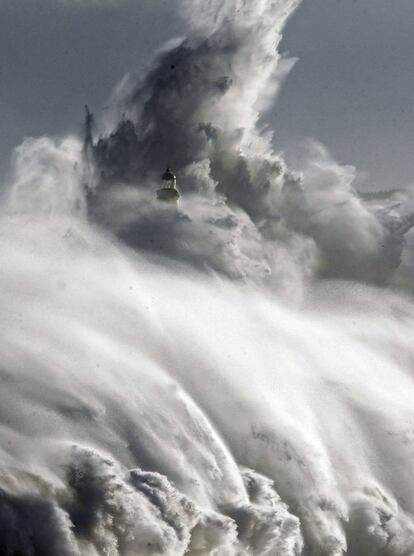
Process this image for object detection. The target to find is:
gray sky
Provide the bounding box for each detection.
[276,0,414,191]
[0,0,181,179]
[0,0,413,191]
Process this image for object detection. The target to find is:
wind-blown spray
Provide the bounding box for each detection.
[89,0,404,293]
[2,0,414,555]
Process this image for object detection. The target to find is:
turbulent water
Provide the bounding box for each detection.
[2,0,414,555]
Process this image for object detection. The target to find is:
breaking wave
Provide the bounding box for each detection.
[2,209,414,555]
[2,0,414,554]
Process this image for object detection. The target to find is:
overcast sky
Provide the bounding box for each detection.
[0,0,413,191]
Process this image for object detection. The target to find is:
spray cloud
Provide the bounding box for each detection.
[1,0,414,554]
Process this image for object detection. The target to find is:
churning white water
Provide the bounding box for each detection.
[1,205,414,555]
[2,0,414,553]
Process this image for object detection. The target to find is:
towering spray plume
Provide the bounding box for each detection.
[86,0,414,293]
[2,0,414,555]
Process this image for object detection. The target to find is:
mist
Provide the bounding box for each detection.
[1,0,414,555]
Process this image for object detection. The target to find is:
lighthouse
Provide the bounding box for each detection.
[156,167,180,205]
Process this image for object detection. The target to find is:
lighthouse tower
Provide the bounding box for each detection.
[156,167,180,205]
